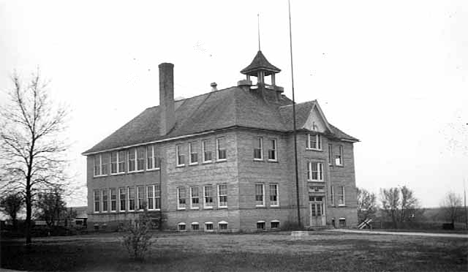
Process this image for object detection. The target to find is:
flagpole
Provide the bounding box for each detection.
[288,0,301,228]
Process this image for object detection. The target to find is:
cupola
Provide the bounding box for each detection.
[240,50,281,87]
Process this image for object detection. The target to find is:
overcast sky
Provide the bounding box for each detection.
[1,0,467,208]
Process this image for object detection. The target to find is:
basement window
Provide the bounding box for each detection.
[205,222,214,232]
[271,220,280,229]
[178,223,186,231]
[191,222,199,231]
[257,221,265,230]
[218,221,228,231]
[339,218,346,228]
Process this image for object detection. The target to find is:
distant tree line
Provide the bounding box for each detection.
[357,186,466,230]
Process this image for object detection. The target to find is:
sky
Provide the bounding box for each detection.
[0,0,467,208]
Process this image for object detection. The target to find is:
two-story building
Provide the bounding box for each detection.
[82,50,359,232]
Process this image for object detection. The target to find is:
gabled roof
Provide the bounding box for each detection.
[83,87,358,155]
[240,50,281,76]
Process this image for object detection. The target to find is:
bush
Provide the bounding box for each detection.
[121,213,154,260]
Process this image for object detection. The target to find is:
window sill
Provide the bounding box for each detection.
[189,162,199,166]
[190,207,200,210]
[146,168,161,172]
[177,208,186,211]
[306,148,323,152]
[128,170,145,174]
[338,204,346,207]
[253,158,263,162]
[267,159,278,163]
[216,159,227,163]
[270,205,280,208]
[255,205,266,208]
[176,164,186,168]
[111,172,126,176]
[203,207,213,210]
[93,174,108,178]
[218,206,228,209]
[202,160,213,164]
[308,180,325,182]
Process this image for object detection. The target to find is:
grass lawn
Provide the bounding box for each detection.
[1,231,467,272]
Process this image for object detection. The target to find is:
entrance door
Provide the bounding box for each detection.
[309,200,325,227]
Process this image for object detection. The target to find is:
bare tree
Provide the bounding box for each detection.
[380,186,422,228]
[357,187,377,222]
[0,70,68,244]
[380,187,400,228]
[0,193,24,230]
[440,191,462,225]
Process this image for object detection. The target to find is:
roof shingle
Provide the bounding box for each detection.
[83,86,357,155]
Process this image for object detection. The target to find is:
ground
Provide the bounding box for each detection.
[1,231,467,271]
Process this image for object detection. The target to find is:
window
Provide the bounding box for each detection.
[147,184,161,210]
[218,184,227,208]
[306,134,322,150]
[146,145,161,170]
[202,140,212,163]
[189,142,198,165]
[335,145,344,166]
[339,218,346,227]
[307,162,324,181]
[137,186,145,210]
[216,138,227,161]
[255,184,265,207]
[137,147,145,171]
[94,190,100,213]
[257,221,265,230]
[191,222,199,231]
[118,151,126,173]
[102,190,108,212]
[128,187,136,211]
[177,187,186,209]
[268,139,277,161]
[338,186,345,206]
[218,221,228,230]
[119,188,126,211]
[176,144,185,166]
[110,188,117,212]
[328,144,333,166]
[271,220,280,229]
[94,155,101,176]
[330,186,335,206]
[253,137,263,160]
[128,148,136,172]
[203,185,213,208]
[190,187,200,209]
[101,153,109,175]
[154,184,161,210]
[205,222,214,232]
[111,152,118,174]
[269,184,279,207]
[178,223,186,231]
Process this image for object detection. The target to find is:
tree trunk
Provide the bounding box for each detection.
[26,182,32,245]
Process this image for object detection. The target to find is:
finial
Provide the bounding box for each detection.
[257,13,261,51]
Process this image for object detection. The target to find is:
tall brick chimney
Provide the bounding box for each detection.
[159,63,175,135]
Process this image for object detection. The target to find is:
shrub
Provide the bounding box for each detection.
[121,212,154,260]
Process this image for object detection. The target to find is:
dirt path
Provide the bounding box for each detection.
[328,228,468,238]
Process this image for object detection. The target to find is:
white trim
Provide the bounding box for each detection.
[177,187,186,210]
[190,186,200,209]
[217,184,228,208]
[128,187,135,212]
[178,222,187,231]
[218,221,228,230]
[255,183,265,207]
[216,137,227,161]
[82,130,216,156]
[307,162,324,181]
[189,142,198,165]
[306,134,322,151]
[110,188,117,212]
[176,144,185,167]
[270,220,280,229]
[204,222,214,232]
[269,184,279,207]
[253,137,263,161]
[202,140,213,163]
[267,138,278,162]
[127,148,137,173]
[203,185,213,209]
